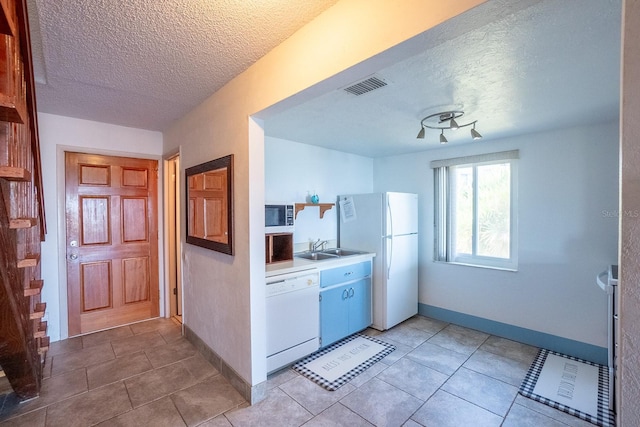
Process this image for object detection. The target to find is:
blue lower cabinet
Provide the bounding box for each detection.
[319,284,350,347]
[320,260,372,288]
[319,277,372,347]
[348,278,372,333]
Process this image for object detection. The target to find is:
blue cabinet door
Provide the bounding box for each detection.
[348,278,372,334]
[319,284,350,347]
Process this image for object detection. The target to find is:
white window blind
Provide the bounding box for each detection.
[432,150,518,270]
[430,150,519,169]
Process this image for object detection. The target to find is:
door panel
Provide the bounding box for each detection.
[81,261,111,311]
[66,152,159,336]
[204,198,223,240]
[188,169,228,243]
[122,197,147,241]
[122,168,147,187]
[80,196,110,244]
[123,257,149,303]
[80,164,110,185]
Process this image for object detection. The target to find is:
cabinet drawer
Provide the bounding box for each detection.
[320,260,371,288]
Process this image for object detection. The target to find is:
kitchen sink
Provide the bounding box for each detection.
[295,252,339,261]
[320,248,367,256]
[295,248,368,261]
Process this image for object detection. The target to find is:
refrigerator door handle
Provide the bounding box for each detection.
[386,235,393,280]
[387,198,393,280]
[387,198,393,237]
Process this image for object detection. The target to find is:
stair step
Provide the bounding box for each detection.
[9,217,37,229]
[0,0,17,37]
[34,321,47,339]
[24,280,43,297]
[38,337,50,355]
[0,166,31,181]
[29,302,46,320]
[17,253,39,269]
[0,92,28,124]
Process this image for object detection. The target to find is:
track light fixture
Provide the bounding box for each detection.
[416,110,482,144]
[439,130,447,144]
[470,123,482,140]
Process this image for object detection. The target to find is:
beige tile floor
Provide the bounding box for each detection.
[0,316,595,426]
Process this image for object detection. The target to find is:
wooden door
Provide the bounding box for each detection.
[65,152,159,336]
[188,169,228,243]
[167,156,181,318]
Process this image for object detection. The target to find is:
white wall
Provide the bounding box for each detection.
[38,113,163,341]
[163,0,484,389]
[373,121,619,347]
[619,0,640,422]
[264,136,373,249]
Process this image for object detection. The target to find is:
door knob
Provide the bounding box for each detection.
[69,253,78,260]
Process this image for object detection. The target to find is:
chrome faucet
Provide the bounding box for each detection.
[311,239,328,252]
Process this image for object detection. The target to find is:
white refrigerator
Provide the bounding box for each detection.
[338,192,418,330]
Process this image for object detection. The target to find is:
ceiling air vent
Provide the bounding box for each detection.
[343,75,387,96]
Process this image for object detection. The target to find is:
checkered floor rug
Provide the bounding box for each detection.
[293,334,395,391]
[519,349,615,427]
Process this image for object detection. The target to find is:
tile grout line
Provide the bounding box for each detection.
[403,329,478,425]
[0,320,183,425]
[431,333,514,422]
[3,317,577,426]
[385,328,530,425]
[90,326,193,425]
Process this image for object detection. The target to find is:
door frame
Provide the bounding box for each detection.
[163,150,183,322]
[56,145,166,339]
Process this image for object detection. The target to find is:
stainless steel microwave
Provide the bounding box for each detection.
[265,203,295,233]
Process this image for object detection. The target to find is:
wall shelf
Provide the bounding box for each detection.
[294,203,335,219]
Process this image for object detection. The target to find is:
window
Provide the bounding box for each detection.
[432,150,518,270]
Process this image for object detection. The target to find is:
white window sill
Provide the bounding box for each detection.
[433,260,518,272]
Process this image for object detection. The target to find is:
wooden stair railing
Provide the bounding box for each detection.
[0,0,47,401]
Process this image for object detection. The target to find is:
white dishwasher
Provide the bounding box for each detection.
[597,264,618,410]
[266,269,319,373]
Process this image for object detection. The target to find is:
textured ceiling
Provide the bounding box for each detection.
[27,0,340,131]
[265,0,622,157]
[27,0,621,156]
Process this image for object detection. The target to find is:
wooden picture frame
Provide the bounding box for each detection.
[185,154,234,255]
